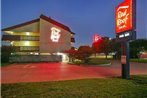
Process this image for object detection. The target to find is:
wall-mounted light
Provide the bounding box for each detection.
[26,32,30,36]
[25,41,30,46]
[10,41,14,45]
[30,52,33,54]
[6,31,13,34]
[34,53,39,55]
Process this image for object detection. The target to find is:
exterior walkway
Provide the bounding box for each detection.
[1,60,147,84]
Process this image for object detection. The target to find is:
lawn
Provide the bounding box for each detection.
[1,63,12,67]
[130,58,147,63]
[2,75,147,98]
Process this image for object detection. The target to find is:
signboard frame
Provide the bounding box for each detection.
[116,0,136,42]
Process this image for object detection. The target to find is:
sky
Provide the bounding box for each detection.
[1,0,147,48]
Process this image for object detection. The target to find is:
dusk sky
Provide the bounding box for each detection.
[1,0,147,47]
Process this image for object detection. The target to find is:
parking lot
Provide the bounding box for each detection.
[1,60,147,84]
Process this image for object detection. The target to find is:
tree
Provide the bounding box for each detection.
[130,39,147,58]
[112,42,121,59]
[65,47,77,62]
[92,36,103,56]
[99,39,113,59]
[1,46,15,62]
[76,46,93,63]
[92,42,101,57]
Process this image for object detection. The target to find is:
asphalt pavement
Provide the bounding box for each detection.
[1,60,147,84]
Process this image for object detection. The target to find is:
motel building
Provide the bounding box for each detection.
[2,14,75,62]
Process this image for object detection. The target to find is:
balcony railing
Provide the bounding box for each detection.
[2,35,39,41]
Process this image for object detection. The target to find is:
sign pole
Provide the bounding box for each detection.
[121,41,130,79]
[116,0,136,79]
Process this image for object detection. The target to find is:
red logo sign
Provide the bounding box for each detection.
[93,34,102,43]
[116,0,133,33]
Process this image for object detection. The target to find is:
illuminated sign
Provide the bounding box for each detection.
[93,34,102,43]
[116,0,133,33]
[50,27,61,42]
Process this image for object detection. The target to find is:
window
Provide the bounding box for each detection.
[20,46,39,51]
[21,36,39,41]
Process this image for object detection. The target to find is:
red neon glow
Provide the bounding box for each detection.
[93,34,102,43]
[116,0,133,33]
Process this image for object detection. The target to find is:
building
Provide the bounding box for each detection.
[2,14,75,62]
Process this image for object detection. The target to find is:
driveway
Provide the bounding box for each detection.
[1,60,147,84]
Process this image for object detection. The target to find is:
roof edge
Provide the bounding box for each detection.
[40,14,72,33]
[2,14,75,35]
[2,19,40,31]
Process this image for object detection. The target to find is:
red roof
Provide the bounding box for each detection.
[2,14,75,34]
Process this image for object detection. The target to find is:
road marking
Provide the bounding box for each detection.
[23,64,30,68]
[29,66,36,68]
